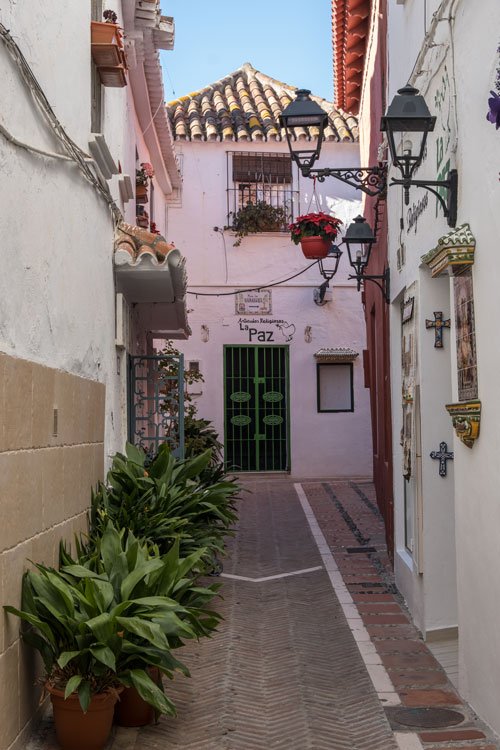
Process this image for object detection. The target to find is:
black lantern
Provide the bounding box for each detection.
[381,84,458,226]
[279,89,329,173]
[318,243,343,280]
[314,244,343,305]
[343,216,389,302]
[280,90,386,195]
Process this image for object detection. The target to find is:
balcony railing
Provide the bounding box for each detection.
[227,185,299,231]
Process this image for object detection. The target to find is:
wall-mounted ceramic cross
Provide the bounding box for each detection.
[430,441,454,477]
[425,311,451,348]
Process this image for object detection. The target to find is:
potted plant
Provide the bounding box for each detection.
[4,522,212,746]
[61,522,221,728]
[228,200,290,246]
[91,11,126,87]
[289,211,343,259]
[88,443,238,568]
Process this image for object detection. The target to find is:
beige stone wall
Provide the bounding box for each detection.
[0,352,106,750]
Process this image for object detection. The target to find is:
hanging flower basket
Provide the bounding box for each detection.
[289,212,343,259]
[299,236,332,259]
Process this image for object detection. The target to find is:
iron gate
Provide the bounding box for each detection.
[128,354,184,458]
[224,345,289,472]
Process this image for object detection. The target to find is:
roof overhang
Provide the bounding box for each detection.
[122,0,181,192]
[332,0,371,115]
[114,223,190,337]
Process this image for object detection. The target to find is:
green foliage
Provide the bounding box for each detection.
[229,201,290,246]
[89,443,239,568]
[4,523,220,715]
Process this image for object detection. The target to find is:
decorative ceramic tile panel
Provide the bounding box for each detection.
[453,269,478,401]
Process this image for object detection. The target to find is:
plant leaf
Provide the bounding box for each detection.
[89,645,116,671]
[127,669,176,716]
[58,650,82,669]
[115,616,168,650]
[64,675,83,699]
[78,680,92,713]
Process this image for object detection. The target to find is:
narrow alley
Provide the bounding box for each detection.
[31,478,498,750]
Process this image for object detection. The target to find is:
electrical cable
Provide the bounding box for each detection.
[0,23,122,224]
[186,261,319,297]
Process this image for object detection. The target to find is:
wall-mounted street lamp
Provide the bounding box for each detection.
[343,216,390,303]
[314,244,343,305]
[279,90,386,196]
[281,85,458,232]
[381,85,458,227]
[310,218,389,303]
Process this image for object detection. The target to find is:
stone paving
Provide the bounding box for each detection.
[28,477,500,750]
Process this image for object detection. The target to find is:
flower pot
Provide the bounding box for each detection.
[136,184,148,203]
[114,686,154,726]
[91,21,122,47]
[114,667,160,727]
[91,43,122,68]
[48,685,120,750]
[98,65,127,88]
[299,236,332,259]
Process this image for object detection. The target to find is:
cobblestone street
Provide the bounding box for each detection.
[30,478,499,750]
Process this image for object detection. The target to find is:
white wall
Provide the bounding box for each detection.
[0,0,127,458]
[450,0,500,730]
[166,139,373,477]
[387,0,500,734]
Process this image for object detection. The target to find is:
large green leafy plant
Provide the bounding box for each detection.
[4,523,220,714]
[89,443,238,567]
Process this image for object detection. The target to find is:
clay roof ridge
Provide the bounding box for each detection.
[167,62,358,142]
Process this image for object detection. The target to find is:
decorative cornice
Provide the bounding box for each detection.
[421,223,476,278]
[445,400,481,449]
[314,348,359,363]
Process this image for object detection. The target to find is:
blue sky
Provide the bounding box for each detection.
[159,1,333,103]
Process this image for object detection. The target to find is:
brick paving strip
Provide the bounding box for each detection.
[27,478,500,750]
[300,480,500,750]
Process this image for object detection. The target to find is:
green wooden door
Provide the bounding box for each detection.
[224,345,289,472]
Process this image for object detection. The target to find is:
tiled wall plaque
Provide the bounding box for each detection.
[235,290,272,315]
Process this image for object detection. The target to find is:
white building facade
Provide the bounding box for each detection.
[166,65,373,478]
[0,2,187,747]
[386,0,500,733]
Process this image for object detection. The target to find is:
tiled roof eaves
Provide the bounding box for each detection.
[167,62,358,143]
[332,0,371,115]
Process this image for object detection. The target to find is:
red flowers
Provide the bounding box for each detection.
[289,212,342,245]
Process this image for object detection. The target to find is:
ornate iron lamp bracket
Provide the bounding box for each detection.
[348,267,390,303]
[304,165,388,197]
[390,169,458,227]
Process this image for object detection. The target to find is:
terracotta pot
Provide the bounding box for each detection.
[91,21,121,46]
[114,687,154,727]
[114,668,159,727]
[299,236,332,259]
[48,685,120,750]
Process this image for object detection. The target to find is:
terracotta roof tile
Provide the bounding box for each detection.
[167,62,358,143]
[332,0,371,115]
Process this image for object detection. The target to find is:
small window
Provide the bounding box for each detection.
[317,363,354,412]
[227,151,298,224]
